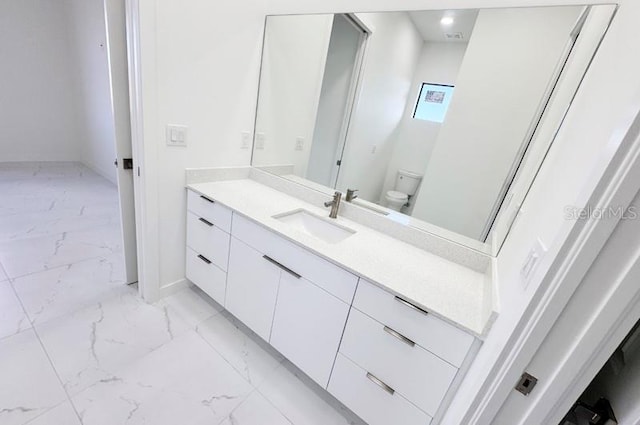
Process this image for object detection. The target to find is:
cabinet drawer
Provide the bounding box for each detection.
[185,247,226,306]
[328,354,432,425]
[353,279,474,368]
[232,214,357,303]
[340,308,457,416]
[186,211,230,271]
[187,190,232,234]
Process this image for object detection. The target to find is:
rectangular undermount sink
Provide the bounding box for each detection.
[273,209,356,244]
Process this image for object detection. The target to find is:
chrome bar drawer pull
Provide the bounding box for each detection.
[198,217,214,227]
[197,254,212,264]
[200,195,215,203]
[383,326,416,347]
[366,372,395,395]
[262,255,302,279]
[394,296,429,316]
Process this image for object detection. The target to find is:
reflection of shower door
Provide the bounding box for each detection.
[306,14,369,188]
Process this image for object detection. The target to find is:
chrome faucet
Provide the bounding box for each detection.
[346,188,359,202]
[324,191,343,219]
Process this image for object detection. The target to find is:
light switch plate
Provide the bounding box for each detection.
[295,137,304,151]
[166,125,188,147]
[521,238,548,288]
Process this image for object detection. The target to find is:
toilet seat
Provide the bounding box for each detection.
[386,190,408,202]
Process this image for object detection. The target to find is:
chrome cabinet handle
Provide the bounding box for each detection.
[394,296,429,316]
[200,195,215,203]
[262,255,301,279]
[366,372,395,395]
[198,217,214,227]
[383,326,415,347]
[197,254,212,264]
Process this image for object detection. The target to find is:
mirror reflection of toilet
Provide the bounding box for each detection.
[385,169,423,211]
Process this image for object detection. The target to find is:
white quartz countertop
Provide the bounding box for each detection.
[188,179,495,338]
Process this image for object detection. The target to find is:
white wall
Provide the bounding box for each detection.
[412,7,582,240]
[336,11,424,200]
[0,0,83,162]
[134,2,640,425]
[380,41,469,211]
[253,14,333,176]
[307,15,362,187]
[67,0,119,183]
[0,0,119,184]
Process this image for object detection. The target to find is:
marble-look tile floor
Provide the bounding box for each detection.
[0,163,364,425]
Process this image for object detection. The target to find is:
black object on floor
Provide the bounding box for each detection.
[560,398,617,425]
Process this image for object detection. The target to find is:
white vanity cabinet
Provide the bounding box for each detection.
[226,213,358,387]
[184,189,480,425]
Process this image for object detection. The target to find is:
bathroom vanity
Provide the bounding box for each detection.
[184,171,496,425]
[179,5,614,423]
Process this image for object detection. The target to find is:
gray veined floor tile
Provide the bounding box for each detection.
[220,391,293,425]
[71,331,253,425]
[196,311,285,387]
[0,207,120,243]
[36,286,190,396]
[0,329,67,425]
[0,224,122,279]
[258,361,366,425]
[12,254,127,326]
[0,281,31,340]
[24,401,82,425]
[0,261,9,282]
[154,285,224,330]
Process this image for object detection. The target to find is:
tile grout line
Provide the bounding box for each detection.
[5,276,85,424]
[9,257,130,332]
[6,253,115,282]
[193,313,286,389]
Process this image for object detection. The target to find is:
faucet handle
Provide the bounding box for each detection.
[346,188,358,202]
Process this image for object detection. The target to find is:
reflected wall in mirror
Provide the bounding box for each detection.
[252,6,612,250]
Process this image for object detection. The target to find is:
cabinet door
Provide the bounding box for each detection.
[270,273,350,388]
[225,237,281,341]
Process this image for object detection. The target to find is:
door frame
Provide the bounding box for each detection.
[331,13,372,189]
[512,112,640,425]
[479,6,590,243]
[124,0,160,301]
[466,109,640,424]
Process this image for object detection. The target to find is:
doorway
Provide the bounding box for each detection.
[306,14,369,188]
[0,0,137,330]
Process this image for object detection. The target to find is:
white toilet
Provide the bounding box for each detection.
[384,169,423,211]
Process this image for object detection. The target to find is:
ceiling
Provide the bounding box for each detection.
[408,10,479,43]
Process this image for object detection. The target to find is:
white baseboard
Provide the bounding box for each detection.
[80,159,118,185]
[158,278,193,299]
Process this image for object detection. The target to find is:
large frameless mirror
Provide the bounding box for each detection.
[251,5,615,254]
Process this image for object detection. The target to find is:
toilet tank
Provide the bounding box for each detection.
[395,169,423,196]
